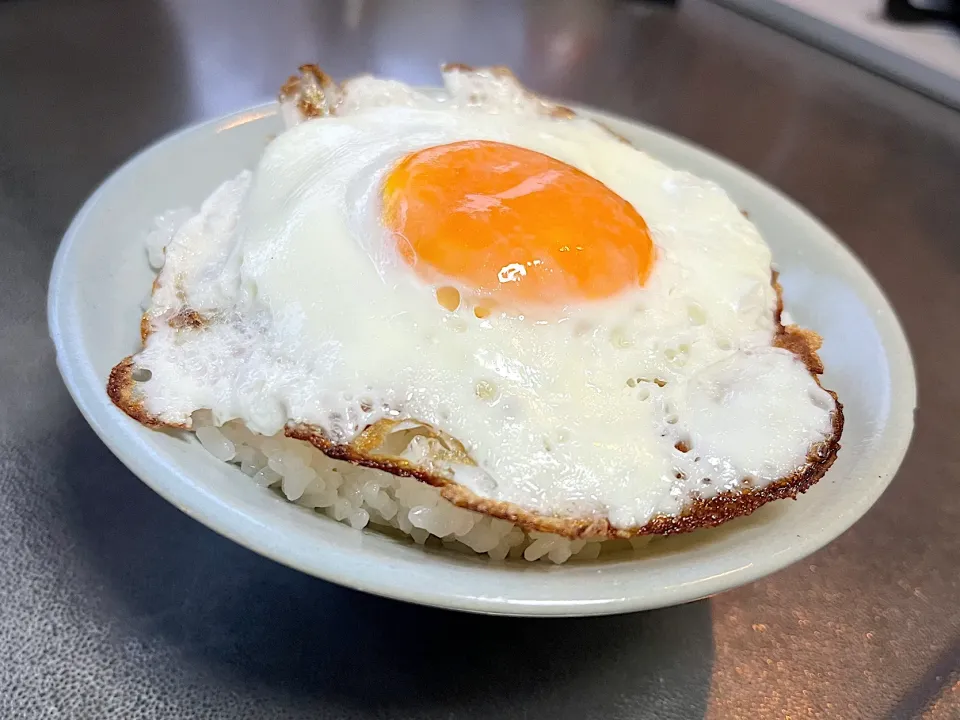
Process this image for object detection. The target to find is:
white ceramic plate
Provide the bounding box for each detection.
[48,101,916,617]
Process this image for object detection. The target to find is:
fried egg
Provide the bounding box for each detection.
[115,65,839,532]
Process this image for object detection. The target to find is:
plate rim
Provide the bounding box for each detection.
[48,100,917,616]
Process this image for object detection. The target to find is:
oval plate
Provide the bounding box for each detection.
[48,101,915,616]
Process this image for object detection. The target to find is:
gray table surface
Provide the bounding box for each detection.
[1,1,958,718]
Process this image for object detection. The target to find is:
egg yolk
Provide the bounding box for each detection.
[382,140,654,308]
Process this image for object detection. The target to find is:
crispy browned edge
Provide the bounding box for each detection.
[279,64,340,120]
[280,62,580,122]
[107,64,844,539]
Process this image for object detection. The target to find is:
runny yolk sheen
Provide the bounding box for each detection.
[381,140,654,309]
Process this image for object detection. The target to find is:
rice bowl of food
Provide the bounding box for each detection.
[49,64,915,614]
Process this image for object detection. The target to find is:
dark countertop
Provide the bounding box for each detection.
[1,1,957,717]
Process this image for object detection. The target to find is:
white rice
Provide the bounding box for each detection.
[192,411,652,563]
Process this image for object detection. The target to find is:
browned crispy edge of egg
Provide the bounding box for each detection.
[279,63,580,123]
[107,65,844,540]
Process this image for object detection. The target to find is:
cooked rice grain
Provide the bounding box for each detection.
[193,411,650,563]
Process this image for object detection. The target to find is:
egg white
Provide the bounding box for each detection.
[136,76,834,528]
